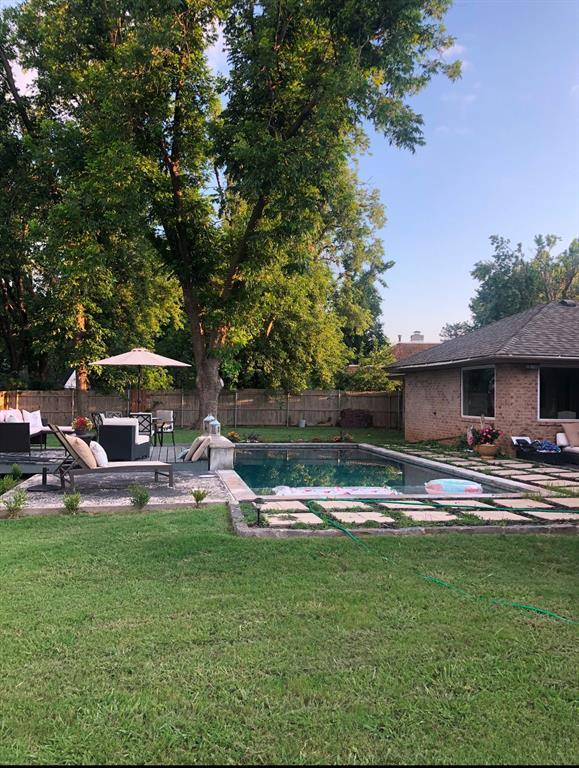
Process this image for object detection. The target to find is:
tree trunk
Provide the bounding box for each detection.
[195,356,223,427]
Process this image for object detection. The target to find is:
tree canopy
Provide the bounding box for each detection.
[441,234,579,338]
[1,1,459,417]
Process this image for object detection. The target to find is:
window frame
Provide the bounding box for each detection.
[461,365,496,419]
[537,365,579,422]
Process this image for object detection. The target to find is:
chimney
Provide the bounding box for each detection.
[411,330,424,342]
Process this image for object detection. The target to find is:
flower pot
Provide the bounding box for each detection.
[476,444,497,459]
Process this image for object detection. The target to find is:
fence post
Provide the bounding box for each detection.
[337,390,341,427]
[180,388,184,428]
[234,390,238,428]
[286,392,290,427]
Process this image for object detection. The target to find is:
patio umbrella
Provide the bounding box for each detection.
[91,348,191,410]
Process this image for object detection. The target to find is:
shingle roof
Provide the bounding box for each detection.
[390,342,440,362]
[391,300,579,371]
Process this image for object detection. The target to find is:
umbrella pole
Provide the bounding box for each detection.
[137,366,142,411]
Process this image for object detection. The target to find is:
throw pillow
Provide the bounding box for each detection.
[66,435,98,468]
[22,409,43,433]
[89,441,109,467]
[562,422,579,447]
[6,408,23,423]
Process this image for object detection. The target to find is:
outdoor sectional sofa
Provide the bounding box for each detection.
[0,408,72,453]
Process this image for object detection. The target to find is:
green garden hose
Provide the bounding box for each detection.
[305,500,579,626]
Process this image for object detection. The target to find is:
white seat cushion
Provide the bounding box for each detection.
[563,446,579,455]
[135,435,150,445]
[556,432,569,447]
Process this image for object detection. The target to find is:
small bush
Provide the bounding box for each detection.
[128,484,150,510]
[3,489,28,518]
[191,488,209,507]
[332,432,354,443]
[0,476,17,495]
[11,464,22,481]
[242,431,262,443]
[63,492,82,515]
[226,431,241,443]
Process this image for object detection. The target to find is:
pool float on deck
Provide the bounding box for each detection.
[424,478,483,495]
[272,485,401,497]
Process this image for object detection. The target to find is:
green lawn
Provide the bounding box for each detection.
[46,425,403,450]
[1,507,577,764]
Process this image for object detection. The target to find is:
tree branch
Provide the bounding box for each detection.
[0,44,34,134]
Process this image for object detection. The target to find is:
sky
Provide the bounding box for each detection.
[356,0,579,342]
[4,0,578,343]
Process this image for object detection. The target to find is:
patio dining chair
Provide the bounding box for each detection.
[153,409,175,449]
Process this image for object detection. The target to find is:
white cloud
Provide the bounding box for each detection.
[441,43,466,60]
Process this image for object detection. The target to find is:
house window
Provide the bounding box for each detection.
[539,367,579,419]
[462,367,495,418]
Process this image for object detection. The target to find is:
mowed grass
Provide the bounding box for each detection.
[0,508,577,765]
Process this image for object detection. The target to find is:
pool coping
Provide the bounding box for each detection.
[226,442,543,501]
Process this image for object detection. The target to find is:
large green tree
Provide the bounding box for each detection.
[4,0,458,420]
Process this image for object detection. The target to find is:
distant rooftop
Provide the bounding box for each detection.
[391,300,579,371]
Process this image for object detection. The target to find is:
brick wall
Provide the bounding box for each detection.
[404,363,563,449]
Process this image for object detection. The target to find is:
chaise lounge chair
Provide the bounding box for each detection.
[49,424,174,490]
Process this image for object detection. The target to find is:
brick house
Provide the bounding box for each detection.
[390,300,579,447]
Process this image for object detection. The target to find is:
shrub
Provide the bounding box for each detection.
[242,431,262,443]
[0,476,17,495]
[226,431,241,443]
[63,492,82,515]
[128,484,150,510]
[332,432,354,442]
[11,464,22,481]
[191,488,209,507]
[3,489,28,518]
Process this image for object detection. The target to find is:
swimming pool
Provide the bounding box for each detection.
[234,446,508,495]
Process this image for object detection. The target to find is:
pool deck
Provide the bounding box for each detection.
[1,441,579,523]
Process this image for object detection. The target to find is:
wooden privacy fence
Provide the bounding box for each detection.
[0,388,403,430]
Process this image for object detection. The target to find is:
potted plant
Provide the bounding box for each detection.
[72,415,93,435]
[467,422,502,459]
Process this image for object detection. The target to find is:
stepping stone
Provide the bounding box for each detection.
[265,513,323,527]
[545,497,579,509]
[508,473,553,481]
[523,511,579,522]
[260,500,309,512]
[465,509,528,522]
[441,499,495,509]
[491,498,553,509]
[378,502,435,510]
[486,469,523,477]
[332,511,394,524]
[534,479,579,488]
[536,468,575,475]
[315,501,372,511]
[400,509,457,522]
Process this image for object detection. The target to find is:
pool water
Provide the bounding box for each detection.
[234,447,506,495]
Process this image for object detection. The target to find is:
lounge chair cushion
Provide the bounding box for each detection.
[562,423,579,447]
[89,440,109,467]
[67,435,98,468]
